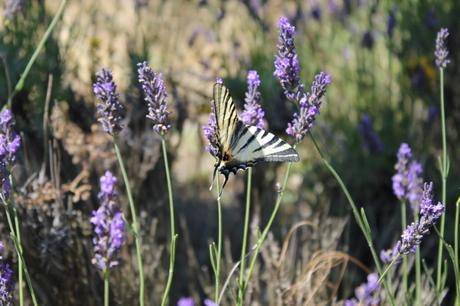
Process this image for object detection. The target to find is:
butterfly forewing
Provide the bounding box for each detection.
[213,83,239,152]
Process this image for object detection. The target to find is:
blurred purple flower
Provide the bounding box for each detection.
[241,70,265,128]
[0,241,14,306]
[177,297,194,306]
[203,103,219,157]
[91,171,126,271]
[435,28,450,69]
[358,114,383,153]
[427,104,438,125]
[0,109,21,198]
[134,0,148,9]
[3,0,23,19]
[386,7,397,38]
[286,72,331,142]
[344,273,380,306]
[380,241,400,264]
[93,69,126,134]
[396,182,444,255]
[204,299,218,306]
[138,62,172,135]
[274,16,300,101]
[392,143,423,211]
[361,30,374,49]
[424,9,438,29]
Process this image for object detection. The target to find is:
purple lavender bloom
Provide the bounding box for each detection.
[3,0,23,19]
[177,297,194,306]
[397,182,444,255]
[387,7,397,38]
[274,16,301,101]
[358,114,383,153]
[344,273,380,306]
[361,30,374,49]
[204,299,218,306]
[91,171,126,271]
[241,70,265,128]
[286,72,331,142]
[138,62,171,135]
[93,69,126,134]
[380,241,401,264]
[0,109,21,198]
[392,143,423,210]
[424,9,438,29]
[435,28,450,69]
[203,104,219,157]
[0,242,14,306]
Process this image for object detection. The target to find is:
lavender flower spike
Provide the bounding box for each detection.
[0,109,21,198]
[203,104,219,158]
[286,72,331,142]
[344,273,380,306]
[392,143,423,211]
[91,171,126,271]
[397,182,444,255]
[435,28,450,69]
[93,69,126,134]
[138,62,171,135]
[241,70,265,128]
[0,242,14,306]
[274,16,300,101]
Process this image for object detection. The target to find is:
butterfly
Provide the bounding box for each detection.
[210,82,299,195]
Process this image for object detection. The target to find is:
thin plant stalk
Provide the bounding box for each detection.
[436,68,448,292]
[415,212,421,305]
[160,138,177,306]
[455,197,460,304]
[8,0,68,107]
[308,133,396,306]
[214,178,222,302]
[245,161,293,289]
[1,198,38,306]
[237,167,253,305]
[14,207,24,306]
[113,137,144,306]
[104,269,109,306]
[401,201,408,295]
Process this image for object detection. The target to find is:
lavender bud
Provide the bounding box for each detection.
[137,62,171,135]
[435,28,450,69]
[93,69,126,134]
[241,70,265,128]
[0,109,21,198]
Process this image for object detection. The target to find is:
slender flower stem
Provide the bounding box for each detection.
[8,0,68,106]
[1,199,38,306]
[436,68,447,292]
[113,137,144,306]
[14,207,24,306]
[237,168,253,305]
[104,269,110,306]
[160,138,177,306]
[214,179,222,302]
[308,133,396,306]
[415,212,421,305]
[401,201,408,295]
[455,197,460,304]
[245,161,293,290]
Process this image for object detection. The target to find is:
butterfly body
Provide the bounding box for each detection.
[210,83,299,193]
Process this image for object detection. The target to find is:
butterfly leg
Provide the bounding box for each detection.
[209,161,220,191]
[218,170,230,199]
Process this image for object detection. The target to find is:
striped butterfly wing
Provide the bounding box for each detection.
[213,83,239,153]
[226,123,299,170]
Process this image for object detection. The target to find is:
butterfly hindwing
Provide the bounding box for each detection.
[227,124,299,169]
[213,83,239,153]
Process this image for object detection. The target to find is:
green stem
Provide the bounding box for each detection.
[8,0,68,106]
[160,138,177,306]
[401,201,408,296]
[415,212,421,305]
[1,200,38,306]
[237,168,253,305]
[113,137,144,306]
[104,269,110,306]
[436,68,447,292]
[14,207,24,306]
[245,161,293,289]
[214,179,222,302]
[308,133,396,306]
[455,197,460,303]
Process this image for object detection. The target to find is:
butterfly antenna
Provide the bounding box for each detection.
[209,162,219,191]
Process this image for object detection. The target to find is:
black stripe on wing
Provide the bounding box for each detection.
[213,83,239,151]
